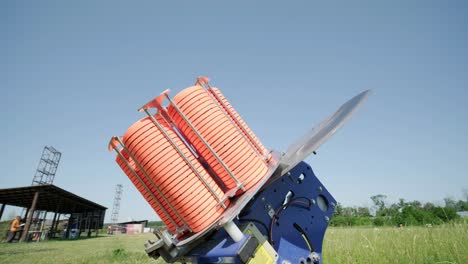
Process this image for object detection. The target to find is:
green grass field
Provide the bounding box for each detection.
[1,222,466,263]
[323,222,467,264]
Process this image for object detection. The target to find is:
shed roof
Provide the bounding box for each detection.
[0,184,107,214]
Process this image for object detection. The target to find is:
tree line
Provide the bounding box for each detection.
[330,193,468,227]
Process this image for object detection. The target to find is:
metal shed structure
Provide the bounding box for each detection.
[0,184,106,242]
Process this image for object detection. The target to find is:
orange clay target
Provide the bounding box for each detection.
[113,82,270,235]
[211,88,267,156]
[115,116,228,233]
[168,85,269,192]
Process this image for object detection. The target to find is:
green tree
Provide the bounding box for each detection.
[373,217,385,226]
[334,203,343,216]
[397,198,406,209]
[430,206,459,222]
[357,207,371,217]
[423,202,436,211]
[409,200,422,208]
[444,197,456,208]
[371,194,387,214]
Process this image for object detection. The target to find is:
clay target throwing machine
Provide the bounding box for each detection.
[108,77,370,264]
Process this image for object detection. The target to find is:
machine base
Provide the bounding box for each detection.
[146,161,335,264]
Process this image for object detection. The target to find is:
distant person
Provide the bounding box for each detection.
[6,216,22,243]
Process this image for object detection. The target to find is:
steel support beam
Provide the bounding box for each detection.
[0,203,5,220]
[20,191,40,242]
[50,211,58,238]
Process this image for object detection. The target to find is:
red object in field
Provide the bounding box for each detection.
[168,85,269,193]
[115,116,228,233]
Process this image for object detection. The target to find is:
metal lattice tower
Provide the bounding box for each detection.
[32,146,61,185]
[111,184,123,224]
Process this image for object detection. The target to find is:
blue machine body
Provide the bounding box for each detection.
[185,161,336,263]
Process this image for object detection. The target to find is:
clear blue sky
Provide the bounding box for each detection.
[1,1,467,222]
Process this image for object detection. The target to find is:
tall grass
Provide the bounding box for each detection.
[0,232,164,264]
[0,221,466,263]
[323,221,468,264]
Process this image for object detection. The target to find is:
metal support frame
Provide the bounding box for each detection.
[196,77,268,161]
[32,146,61,185]
[164,93,245,192]
[75,213,82,238]
[139,106,228,208]
[109,137,190,235]
[160,162,334,264]
[78,214,82,237]
[20,191,40,242]
[86,212,92,237]
[237,162,335,264]
[23,208,29,221]
[206,88,267,160]
[54,214,61,234]
[110,184,123,224]
[28,146,62,236]
[65,215,72,239]
[0,203,5,220]
[95,216,99,237]
[48,202,61,239]
[144,150,279,254]
[50,211,58,238]
[116,137,190,231]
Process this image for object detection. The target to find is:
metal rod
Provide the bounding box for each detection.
[114,137,191,232]
[143,110,227,208]
[195,77,266,158]
[112,139,183,231]
[113,149,187,235]
[223,220,244,242]
[165,94,245,191]
[203,86,267,161]
[139,93,200,159]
